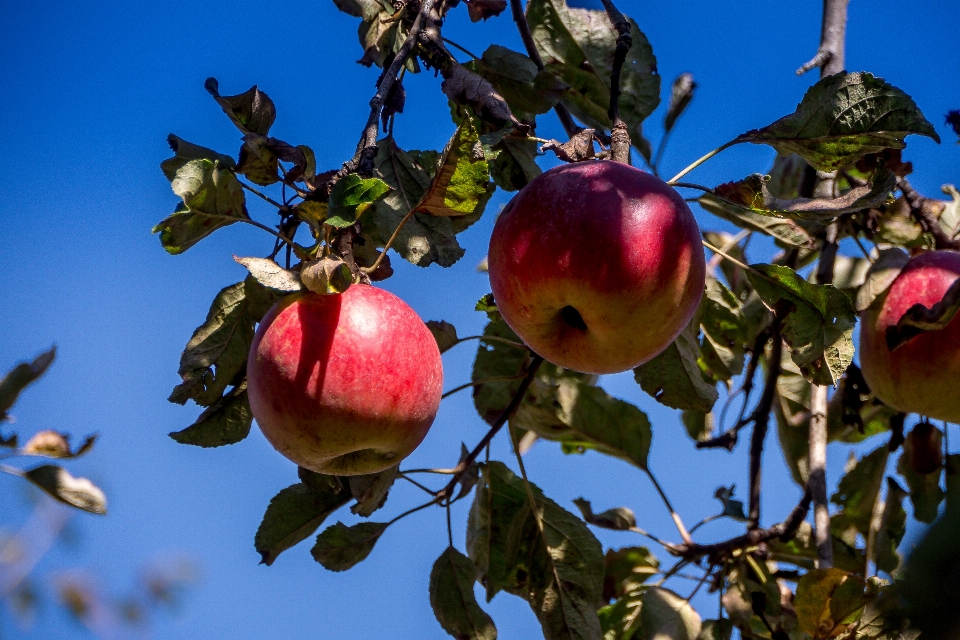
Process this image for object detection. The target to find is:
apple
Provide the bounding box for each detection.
[487,161,706,374]
[859,250,960,423]
[907,422,943,475]
[247,284,443,476]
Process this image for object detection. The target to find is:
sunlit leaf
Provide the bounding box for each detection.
[415,117,494,219]
[234,256,303,292]
[160,134,236,182]
[328,174,391,228]
[25,465,106,514]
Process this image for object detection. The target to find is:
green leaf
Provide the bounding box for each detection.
[710,163,896,221]
[489,134,542,191]
[467,462,603,640]
[573,498,636,531]
[311,521,389,571]
[634,320,719,412]
[160,134,236,182]
[885,278,960,351]
[205,78,276,136]
[24,465,106,514]
[640,587,702,640]
[746,264,857,385]
[738,72,940,172]
[472,320,530,425]
[168,277,280,407]
[681,410,713,443]
[471,45,567,117]
[328,174,391,228]
[427,320,459,354]
[348,465,398,517]
[527,0,659,151]
[154,158,249,255]
[372,139,467,267]
[597,590,641,639]
[254,477,351,566]
[415,117,494,219]
[602,547,659,603]
[795,569,868,639]
[0,347,55,422]
[699,278,746,382]
[872,477,908,576]
[429,546,498,640]
[856,583,918,639]
[698,194,817,249]
[697,619,733,640]
[514,374,652,470]
[169,383,253,447]
[830,444,889,536]
[896,428,944,523]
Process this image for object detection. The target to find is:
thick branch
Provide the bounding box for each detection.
[796,0,848,76]
[435,354,544,502]
[342,0,439,178]
[599,0,632,163]
[508,0,579,138]
[748,321,783,530]
[899,177,960,250]
[673,490,812,562]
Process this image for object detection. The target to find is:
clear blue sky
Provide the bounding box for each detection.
[1,0,958,637]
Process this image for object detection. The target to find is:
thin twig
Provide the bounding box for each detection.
[453,335,529,350]
[237,179,286,209]
[599,0,632,163]
[201,213,301,253]
[669,140,740,184]
[748,319,783,530]
[398,472,437,495]
[646,469,692,545]
[441,374,527,400]
[796,0,849,76]
[441,37,480,61]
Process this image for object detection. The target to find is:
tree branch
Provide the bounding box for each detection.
[599,0,632,163]
[435,354,544,502]
[672,490,812,562]
[508,0,580,138]
[796,0,848,76]
[899,176,960,250]
[748,321,783,530]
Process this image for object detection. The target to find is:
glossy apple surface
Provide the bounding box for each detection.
[860,250,960,422]
[487,161,706,374]
[247,284,442,475]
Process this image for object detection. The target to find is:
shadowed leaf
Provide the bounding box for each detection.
[312,521,389,571]
[160,134,235,182]
[25,465,106,514]
[348,465,398,517]
[602,547,659,602]
[427,320,459,354]
[830,444,889,536]
[855,248,910,312]
[429,546,498,640]
[0,347,56,422]
[794,569,868,639]
[896,427,944,523]
[169,383,253,447]
[573,498,636,531]
[698,194,816,249]
[205,78,276,136]
[635,321,719,411]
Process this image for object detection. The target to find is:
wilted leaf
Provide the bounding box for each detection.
[300,256,354,294]
[0,347,56,422]
[698,194,816,249]
[25,465,106,514]
[234,256,303,292]
[466,461,604,640]
[205,77,276,136]
[332,0,410,68]
[634,320,719,411]
[328,174,391,228]
[427,320,459,353]
[665,73,696,133]
[415,117,494,219]
[443,64,519,127]
[710,163,896,221]
[573,497,636,531]
[155,159,249,254]
[527,0,659,151]
[465,0,507,21]
[160,134,236,182]
[255,477,350,565]
[311,521,389,571]
[541,129,596,163]
[738,72,940,172]
[22,430,96,459]
[794,568,868,639]
[169,383,253,447]
[348,465,398,517]
[885,278,960,351]
[855,248,910,312]
[236,134,280,186]
[168,277,279,407]
[515,373,652,470]
[830,444,889,535]
[430,546,498,640]
[746,264,856,385]
[372,139,467,267]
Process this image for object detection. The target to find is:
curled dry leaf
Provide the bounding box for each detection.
[301,257,354,294]
[541,129,597,163]
[665,72,696,132]
[573,497,637,530]
[465,0,507,21]
[441,64,523,129]
[234,256,303,292]
[22,431,96,459]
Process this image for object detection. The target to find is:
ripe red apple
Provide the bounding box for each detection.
[487,161,706,374]
[860,250,960,423]
[247,284,443,476]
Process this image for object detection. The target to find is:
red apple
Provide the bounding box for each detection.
[247,284,442,475]
[487,161,706,374]
[860,250,960,423]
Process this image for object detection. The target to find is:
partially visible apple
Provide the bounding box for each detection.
[247,284,443,476]
[487,161,706,374]
[860,250,960,423]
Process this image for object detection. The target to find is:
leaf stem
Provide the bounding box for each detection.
[203,214,301,254]
[668,182,713,193]
[397,472,437,495]
[668,139,740,184]
[441,37,480,61]
[645,469,692,545]
[441,375,528,400]
[387,498,438,526]
[453,335,529,351]
[237,179,286,209]
[362,209,415,274]
[0,463,24,477]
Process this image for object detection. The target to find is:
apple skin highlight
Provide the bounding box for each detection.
[488,161,706,374]
[860,250,960,423]
[247,285,443,476]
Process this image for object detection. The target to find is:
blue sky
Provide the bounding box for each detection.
[1,0,959,637]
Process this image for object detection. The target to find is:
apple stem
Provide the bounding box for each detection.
[668,139,740,184]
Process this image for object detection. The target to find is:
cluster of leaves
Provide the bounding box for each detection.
[151,0,960,637]
[0,349,105,515]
